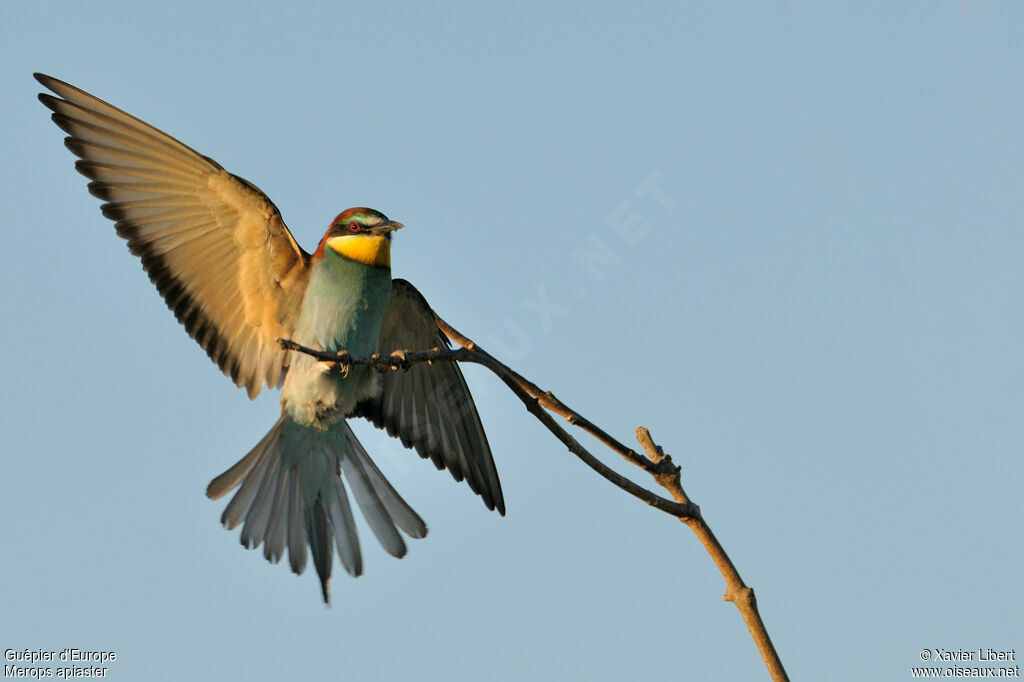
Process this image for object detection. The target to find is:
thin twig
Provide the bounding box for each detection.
[278,330,789,682]
[434,319,671,477]
[636,427,788,682]
[277,340,696,518]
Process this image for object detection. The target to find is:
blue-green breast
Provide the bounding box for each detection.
[281,254,393,428]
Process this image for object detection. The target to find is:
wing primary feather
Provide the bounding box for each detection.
[356,279,505,514]
[427,381,465,483]
[36,73,310,399]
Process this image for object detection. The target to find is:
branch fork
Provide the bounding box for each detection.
[277,323,788,682]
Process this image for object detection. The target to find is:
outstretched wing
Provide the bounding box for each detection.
[354,279,505,515]
[36,74,310,398]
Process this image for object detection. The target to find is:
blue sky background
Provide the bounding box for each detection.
[2,2,1022,680]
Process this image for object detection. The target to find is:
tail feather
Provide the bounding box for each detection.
[328,477,362,576]
[263,467,291,563]
[207,426,274,501]
[340,452,406,558]
[350,437,428,540]
[206,415,427,602]
[306,499,333,602]
[216,439,275,530]
[287,470,308,576]
[240,461,281,549]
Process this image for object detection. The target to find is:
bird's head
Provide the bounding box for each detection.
[313,207,404,267]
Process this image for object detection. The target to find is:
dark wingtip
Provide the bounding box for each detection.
[34,73,66,94]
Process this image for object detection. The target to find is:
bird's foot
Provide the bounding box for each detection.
[388,350,410,371]
[335,350,352,377]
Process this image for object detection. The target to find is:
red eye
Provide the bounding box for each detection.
[348,222,360,232]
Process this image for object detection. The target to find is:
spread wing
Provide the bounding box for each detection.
[36,73,310,398]
[355,280,505,515]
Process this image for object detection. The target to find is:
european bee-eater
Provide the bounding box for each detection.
[35,73,504,602]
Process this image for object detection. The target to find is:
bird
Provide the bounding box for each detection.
[35,73,505,602]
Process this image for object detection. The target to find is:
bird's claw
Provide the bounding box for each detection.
[388,350,410,371]
[335,350,351,377]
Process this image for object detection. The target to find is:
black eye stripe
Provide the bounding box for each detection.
[330,214,387,236]
[332,223,359,236]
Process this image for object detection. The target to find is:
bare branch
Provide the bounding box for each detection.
[278,331,789,682]
[277,339,696,518]
[636,428,788,682]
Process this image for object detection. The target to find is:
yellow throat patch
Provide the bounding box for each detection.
[326,234,391,268]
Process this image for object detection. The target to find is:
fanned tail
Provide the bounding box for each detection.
[206,415,428,602]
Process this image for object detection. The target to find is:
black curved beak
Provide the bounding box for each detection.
[370,220,404,236]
